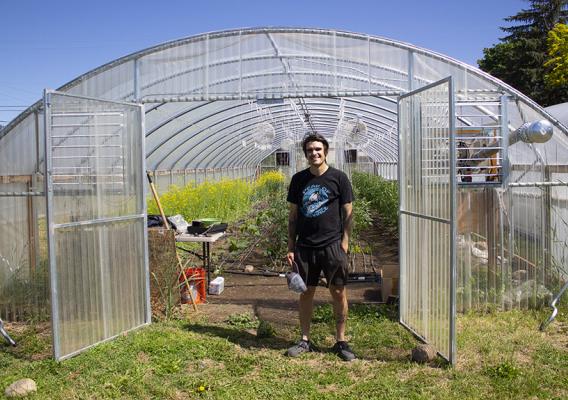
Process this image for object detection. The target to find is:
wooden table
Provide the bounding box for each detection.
[175,232,225,294]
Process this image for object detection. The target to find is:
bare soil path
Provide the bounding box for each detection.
[191,216,399,332]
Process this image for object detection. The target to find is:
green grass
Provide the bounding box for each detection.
[1,304,567,399]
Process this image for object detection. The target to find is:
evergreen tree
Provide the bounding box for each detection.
[478,0,568,106]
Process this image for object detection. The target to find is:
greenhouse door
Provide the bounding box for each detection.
[44,91,150,360]
[398,77,457,364]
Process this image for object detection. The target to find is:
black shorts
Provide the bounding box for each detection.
[295,241,349,287]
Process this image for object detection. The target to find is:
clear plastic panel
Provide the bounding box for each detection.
[66,61,135,102]
[48,93,144,225]
[0,108,47,321]
[53,219,146,358]
[5,28,568,176]
[46,92,148,360]
[399,79,454,362]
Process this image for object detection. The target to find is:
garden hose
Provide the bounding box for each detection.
[539,280,568,331]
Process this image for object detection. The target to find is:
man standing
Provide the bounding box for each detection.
[286,133,355,361]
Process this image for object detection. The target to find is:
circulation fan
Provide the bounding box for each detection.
[338,116,369,148]
[251,122,275,151]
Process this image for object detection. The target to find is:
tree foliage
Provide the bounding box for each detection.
[544,23,568,88]
[478,0,568,106]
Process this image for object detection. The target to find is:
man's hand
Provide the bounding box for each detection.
[287,251,295,267]
[340,239,349,254]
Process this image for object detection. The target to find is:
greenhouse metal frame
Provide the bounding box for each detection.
[1,27,567,362]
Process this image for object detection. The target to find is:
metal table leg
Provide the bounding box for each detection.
[206,243,211,294]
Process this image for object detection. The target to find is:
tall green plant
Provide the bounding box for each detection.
[254,187,289,269]
[352,171,399,229]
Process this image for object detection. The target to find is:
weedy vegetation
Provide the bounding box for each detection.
[1,304,567,399]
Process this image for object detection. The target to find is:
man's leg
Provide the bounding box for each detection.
[286,285,317,357]
[329,284,356,361]
[299,286,317,341]
[329,285,348,341]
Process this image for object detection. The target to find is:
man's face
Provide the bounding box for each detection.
[305,140,327,167]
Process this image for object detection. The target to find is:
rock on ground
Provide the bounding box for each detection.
[4,378,37,398]
[412,344,436,363]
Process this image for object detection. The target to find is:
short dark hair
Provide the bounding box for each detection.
[302,133,329,156]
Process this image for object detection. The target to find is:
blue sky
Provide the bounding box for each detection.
[0,0,525,124]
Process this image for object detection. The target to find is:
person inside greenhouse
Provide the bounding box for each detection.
[285,132,355,361]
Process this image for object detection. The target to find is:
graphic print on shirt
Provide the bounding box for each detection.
[301,184,330,218]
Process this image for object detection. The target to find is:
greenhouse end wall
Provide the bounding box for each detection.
[0,109,49,321]
[2,28,568,326]
[457,185,568,313]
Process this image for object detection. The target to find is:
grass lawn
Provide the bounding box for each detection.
[1,304,567,399]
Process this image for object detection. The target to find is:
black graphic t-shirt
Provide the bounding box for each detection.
[287,166,354,248]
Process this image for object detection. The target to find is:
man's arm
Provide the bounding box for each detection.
[341,202,353,253]
[287,203,298,266]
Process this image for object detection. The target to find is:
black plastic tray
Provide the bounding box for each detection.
[186,223,227,236]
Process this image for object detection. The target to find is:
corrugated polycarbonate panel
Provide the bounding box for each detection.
[399,78,456,363]
[494,165,568,310]
[0,194,36,319]
[53,219,146,358]
[64,60,136,102]
[0,113,41,175]
[0,108,47,321]
[551,174,568,283]
[456,188,512,312]
[507,185,547,309]
[45,91,149,360]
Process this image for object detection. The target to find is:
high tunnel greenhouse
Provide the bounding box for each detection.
[1,27,568,363]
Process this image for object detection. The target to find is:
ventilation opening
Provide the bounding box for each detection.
[344,149,357,163]
[276,151,290,166]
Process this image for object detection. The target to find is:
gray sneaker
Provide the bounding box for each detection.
[286,340,314,357]
[332,341,356,361]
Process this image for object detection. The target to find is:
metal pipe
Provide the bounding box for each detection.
[0,318,16,346]
[0,191,43,197]
[468,120,553,164]
[508,181,568,187]
[140,90,404,103]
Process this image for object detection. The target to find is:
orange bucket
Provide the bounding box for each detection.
[179,267,206,304]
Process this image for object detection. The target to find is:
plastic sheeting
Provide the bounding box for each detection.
[45,92,149,360]
[4,28,566,175]
[399,79,456,364]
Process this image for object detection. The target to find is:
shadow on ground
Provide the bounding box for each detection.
[183,321,293,352]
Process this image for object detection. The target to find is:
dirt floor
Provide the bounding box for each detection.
[188,217,400,330]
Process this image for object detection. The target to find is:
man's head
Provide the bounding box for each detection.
[302,133,329,167]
